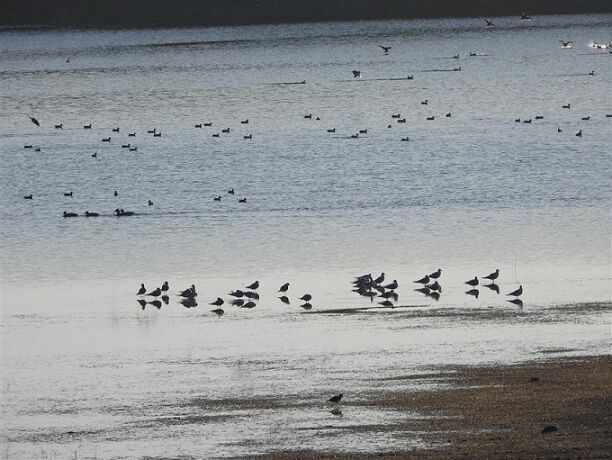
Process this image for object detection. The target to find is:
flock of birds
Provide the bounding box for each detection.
[135,269,524,313]
[136,280,316,313]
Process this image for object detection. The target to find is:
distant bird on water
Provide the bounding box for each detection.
[379,45,391,54]
[384,280,398,290]
[415,275,430,285]
[161,281,169,295]
[520,12,532,20]
[29,117,40,127]
[352,70,362,79]
[24,194,33,199]
[328,394,343,404]
[507,285,523,297]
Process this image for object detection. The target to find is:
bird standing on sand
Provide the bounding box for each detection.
[179,284,197,298]
[415,275,430,285]
[328,394,343,404]
[429,268,442,279]
[137,283,146,296]
[507,285,523,297]
[278,282,290,292]
[483,269,499,281]
[373,273,385,284]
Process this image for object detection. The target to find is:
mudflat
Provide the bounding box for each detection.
[261,355,612,458]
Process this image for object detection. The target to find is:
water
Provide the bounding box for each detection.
[1,14,611,458]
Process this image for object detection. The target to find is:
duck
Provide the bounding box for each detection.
[64,191,73,197]
[238,197,247,203]
[24,194,33,199]
[54,124,63,129]
[84,211,99,217]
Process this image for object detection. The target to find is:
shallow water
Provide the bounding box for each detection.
[1,14,611,458]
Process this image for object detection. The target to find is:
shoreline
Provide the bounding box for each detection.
[259,354,612,458]
[2,0,611,30]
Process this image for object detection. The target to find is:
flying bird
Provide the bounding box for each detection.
[379,45,391,54]
[484,18,494,27]
[560,40,573,48]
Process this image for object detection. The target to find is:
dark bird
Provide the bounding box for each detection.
[242,301,257,309]
[328,394,343,404]
[29,117,40,127]
[562,104,570,109]
[300,302,313,310]
[446,113,452,117]
[279,295,290,304]
[204,122,212,127]
[557,128,562,133]
[241,119,249,124]
[384,280,398,290]
[279,282,290,292]
[465,276,479,287]
[379,300,394,307]
[507,285,523,297]
[137,283,146,296]
[228,188,235,194]
[304,114,312,119]
[426,281,442,293]
[401,137,410,142]
[352,70,361,78]
[429,268,442,279]
[299,293,312,302]
[24,194,33,199]
[55,124,63,129]
[246,281,259,290]
[520,12,532,20]
[535,115,543,120]
[148,200,154,206]
[113,191,119,196]
[466,289,480,299]
[576,129,583,137]
[63,211,78,217]
[213,196,221,201]
[484,18,494,27]
[179,284,197,298]
[84,211,99,217]
[102,137,111,142]
[64,192,73,197]
[484,269,499,281]
[426,116,435,121]
[195,123,202,128]
[379,45,391,54]
[415,275,430,285]
[112,127,120,132]
[421,100,428,105]
[244,134,252,140]
[231,298,245,307]
[211,308,224,316]
[238,198,247,203]
[483,283,500,294]
[161,281,169,294]
[128,132,136,137]
[244,291,260,300]
[137,299,147,309]
[229,290,245,298]
[147,287,161,297]
[84,124,92,129]
[582,116,590,121]
[91,153,98,158]
[373,273,385,284]
[327,128,336,133]
[222,128,230,133]
[560,41,573,48]
[210,297,225,307]
[161,295,169,305]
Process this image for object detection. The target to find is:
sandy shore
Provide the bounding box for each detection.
[260,355,612,459]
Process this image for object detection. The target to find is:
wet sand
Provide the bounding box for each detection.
[260,355,612,458]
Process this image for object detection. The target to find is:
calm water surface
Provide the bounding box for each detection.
[1,14,611,458]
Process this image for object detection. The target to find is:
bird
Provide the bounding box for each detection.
[243,134,252,140]
[242,301,257,309]
[229,290,245,298]
[327,128,336,133]
[328,394,343,404]
[112,127,120,132]
[113,191,119,196]
[352,70,361,78]
[562,104,570,109]
[278,282,290,292]
[161,281,169,295]
[520,12,532,20]
[91,152,98,158]
[576,129,583,137]
[238,198,247,203]
[228,188,235,194]
[244,291,259,300]
[379,300,394,307]
[179,284,197,298]
[148,200,154,206]
[379,45,391,54]
[429,269,442,279]
[466,289,480,299]
[384,280,398,290]
[146,287,161,297]
[484,18,494,27]
[560,40,573,49]
[24,194,33,199]
[210,297,224,306]
[373,273,385,284]
[299,294,312,302]
[279,296,290,304]
[421,100,428,105]
[29,117,40,127]
[483,269,499,281]
[426,281,442,293]
[83,124,92,129]
[246,281,259,290]
[211,308,224,316]
[195,123,202,128]
[128,132,136,137]
[415,275,430,285]
[137,299,147,309]
[84,211,99,217]
[231,298,245,307]
[137,283,146,296]
[507,285,523,297]
[54,124,63,129]
[465,276,479,287]
[63,211,78,217]
[213,196,221,201]
[64,192,73,197]
[161,295,169,305]
[241,119,249,124]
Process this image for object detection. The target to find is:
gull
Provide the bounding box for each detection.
[24,194,33,199]
[64,192,73,197]
[483,269,499,281]
[84,124,92,129]
[560,41,573,49]
[239,198,247,203]
[384,280,398,290]
[146,287,161,297]
[55,124,63,129]
[328,394,343,404]
[562,104,570,109]
[352,70,361,78]
[379,45,391,54]
[278,282,290,292]
[137,283,146,296]
[415,275,430,285]
[429,269,442,279]
[465,276,479,287]
[179,284,197,298]
[228,188,235,194]
[300,294,312,302]
[246,281,259,290]
[161,281,169,294]
[507,285,523,297]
